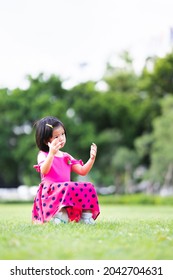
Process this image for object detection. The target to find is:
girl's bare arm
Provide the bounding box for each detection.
[72,143,97,176]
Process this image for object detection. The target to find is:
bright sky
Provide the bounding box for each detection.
[0,0,173,89]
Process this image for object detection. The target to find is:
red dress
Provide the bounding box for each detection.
[32,152,100,223]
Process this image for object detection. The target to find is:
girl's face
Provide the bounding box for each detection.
[49,125,66,149]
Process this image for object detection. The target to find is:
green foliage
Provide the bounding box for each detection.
[148,96,173,184]
[135,133,153,160]
[104,51,138,92]
[1,51,173,189]
[140,52,173,97]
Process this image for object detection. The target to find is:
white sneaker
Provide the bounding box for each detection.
[51,217,64,224]
[53,210,69,223]
[80,217,95,225]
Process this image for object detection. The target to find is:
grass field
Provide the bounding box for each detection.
[0,202,173,260]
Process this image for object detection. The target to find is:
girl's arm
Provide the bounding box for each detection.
[39,139,62,175]
[72,143,97,176]
[39,152,54,175]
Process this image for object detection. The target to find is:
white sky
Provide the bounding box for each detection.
[0,0,173,89]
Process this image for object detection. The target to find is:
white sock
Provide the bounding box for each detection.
[81,212,92,220]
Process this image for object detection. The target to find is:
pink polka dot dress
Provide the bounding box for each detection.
[32,152,100,223]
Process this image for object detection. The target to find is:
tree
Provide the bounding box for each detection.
[104,51,138,93]
[148,96,173,186]
[1,50,173,191]
[0,74,69,187]
[140,52,173,98]
[111,147,139,193]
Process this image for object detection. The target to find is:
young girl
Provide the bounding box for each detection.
[32,116,100,225]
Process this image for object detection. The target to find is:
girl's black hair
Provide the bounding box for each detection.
[34,116,66,152]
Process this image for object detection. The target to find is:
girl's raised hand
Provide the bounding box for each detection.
[90,143,97,160]
[48,139,62,155]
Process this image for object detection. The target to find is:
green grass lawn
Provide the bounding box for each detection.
[0,202,173,260]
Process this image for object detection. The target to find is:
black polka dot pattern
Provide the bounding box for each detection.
[32,181,100,223]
